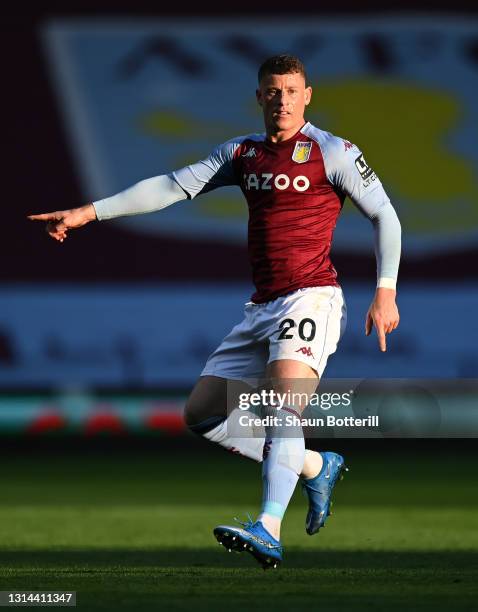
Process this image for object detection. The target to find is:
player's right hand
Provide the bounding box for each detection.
[365,287,400,352]
[27,204,97,242]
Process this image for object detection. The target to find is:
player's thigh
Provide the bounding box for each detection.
[266,358,318,380]
[184,375,228,426]
[200,312,267,383]
[264,359,319,412]
[268,285,346,380]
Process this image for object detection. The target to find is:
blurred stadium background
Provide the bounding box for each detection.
[0,3,477,610]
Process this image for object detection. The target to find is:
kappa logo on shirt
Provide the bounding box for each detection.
[242,147,257,158]
[295,346,315,358]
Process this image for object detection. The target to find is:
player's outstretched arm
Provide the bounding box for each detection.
[28,140,239,242]
[28,204,96,242]
[27,174,189,242]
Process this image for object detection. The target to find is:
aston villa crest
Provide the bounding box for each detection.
[292,141,312,163]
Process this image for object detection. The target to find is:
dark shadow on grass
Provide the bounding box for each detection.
[1,550,477,612]
[0,549,477,570]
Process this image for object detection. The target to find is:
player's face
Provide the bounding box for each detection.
[256,72,312,138]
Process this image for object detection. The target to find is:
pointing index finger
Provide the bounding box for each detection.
[27,213,61,222]
[376,322,387,352]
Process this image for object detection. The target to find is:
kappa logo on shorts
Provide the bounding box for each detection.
[292,141,312,163]
[295,346,315,358]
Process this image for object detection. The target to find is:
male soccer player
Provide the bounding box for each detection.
[29,55,401,569]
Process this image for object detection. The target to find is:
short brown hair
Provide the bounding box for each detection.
[258,55,308,85]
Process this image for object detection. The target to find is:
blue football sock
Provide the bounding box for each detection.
[260,407,305,520]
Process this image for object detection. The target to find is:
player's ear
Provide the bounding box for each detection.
[256,88,263,106]
[304,86,312,106]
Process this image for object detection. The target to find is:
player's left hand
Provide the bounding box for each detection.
[365,288,399,352]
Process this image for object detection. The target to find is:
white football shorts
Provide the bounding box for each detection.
[201,285,346,381]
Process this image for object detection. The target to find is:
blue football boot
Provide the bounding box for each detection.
[302,451,348,535]
[214,517,283,570]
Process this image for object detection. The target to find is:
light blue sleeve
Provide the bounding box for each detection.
[369,202,402,282]
[93,137,248,220]
[322,135,401,285]
[93,173,187,220]
[172,139,242,199]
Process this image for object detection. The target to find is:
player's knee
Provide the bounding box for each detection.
[184,376,228,430]
[183,397,201,428]
[183,396,221,430]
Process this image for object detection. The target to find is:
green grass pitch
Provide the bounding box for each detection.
[0,441,477,611]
